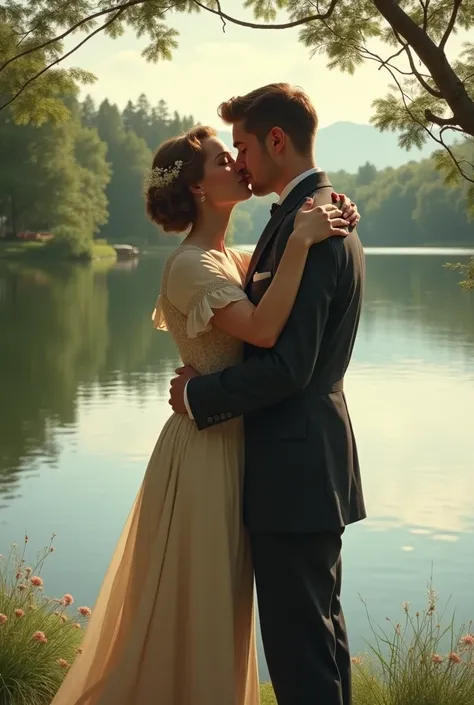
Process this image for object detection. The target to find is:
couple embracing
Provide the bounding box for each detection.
[50,83,366,705]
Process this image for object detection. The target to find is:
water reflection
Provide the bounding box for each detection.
[0,252,473,510]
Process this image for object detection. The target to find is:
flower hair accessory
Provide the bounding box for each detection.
[146,160,183,190]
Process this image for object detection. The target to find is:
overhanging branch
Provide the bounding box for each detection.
[0,9,125,112]
[0,0,147,74]
[425,110,458,126]
[393,31,443,98]
[383,65,474,185]
[191,0,338,29]
[371,0,474,134]
[15,0,74,47]
[419,0,430,32]
[439,0,463,51]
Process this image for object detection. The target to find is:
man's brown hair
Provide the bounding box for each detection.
[218,83,318,156]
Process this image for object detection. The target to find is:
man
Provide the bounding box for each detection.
[170,83,366,705]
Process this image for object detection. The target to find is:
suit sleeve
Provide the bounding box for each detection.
[186,239,339,430]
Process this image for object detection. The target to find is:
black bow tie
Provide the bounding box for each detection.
[270,202,280,215]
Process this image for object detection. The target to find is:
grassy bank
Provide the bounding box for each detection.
[1,539,473,705]
[0,239,117,262]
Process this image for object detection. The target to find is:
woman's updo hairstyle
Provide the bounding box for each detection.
[145,125,216,233]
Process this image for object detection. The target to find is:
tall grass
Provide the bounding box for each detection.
[261,586,474,705]
[353,586,474,705]
[0,536,91,705]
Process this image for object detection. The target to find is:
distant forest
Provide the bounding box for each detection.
[0,93,473,254]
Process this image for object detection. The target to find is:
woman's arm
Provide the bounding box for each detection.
[212,200,349,348]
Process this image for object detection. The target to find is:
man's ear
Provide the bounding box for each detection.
[267,127,286,155]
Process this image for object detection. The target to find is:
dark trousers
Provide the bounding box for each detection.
[250,531,351,705]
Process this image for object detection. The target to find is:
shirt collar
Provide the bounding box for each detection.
[277,167,322,205]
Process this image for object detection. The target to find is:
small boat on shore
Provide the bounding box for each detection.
[113,244,139,259]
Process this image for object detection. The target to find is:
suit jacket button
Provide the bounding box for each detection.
[220,412,226,420]
[207,417,213,424]
[214,414,220,422]
[226,412,232,419]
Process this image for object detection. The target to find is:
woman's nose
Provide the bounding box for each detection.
[234,155,246,172]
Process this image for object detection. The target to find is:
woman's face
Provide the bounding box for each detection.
[197,137,251,208]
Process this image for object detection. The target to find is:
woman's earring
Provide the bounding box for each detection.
[200,193,206,203]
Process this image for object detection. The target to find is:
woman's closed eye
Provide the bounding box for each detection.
[220,154,234,166]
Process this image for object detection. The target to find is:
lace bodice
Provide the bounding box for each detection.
[153,245,251,375]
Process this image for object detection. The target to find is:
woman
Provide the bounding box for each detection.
[51,126,360,705]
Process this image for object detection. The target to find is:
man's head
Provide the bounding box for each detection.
[218,83,318,196]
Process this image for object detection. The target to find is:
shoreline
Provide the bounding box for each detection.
[0,240,117,262]
[1,240,473,264]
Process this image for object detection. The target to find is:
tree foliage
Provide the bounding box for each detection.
[0,18,94,125]
[0,92,195,254]
[0,96,111,256]
[0,0,473,205]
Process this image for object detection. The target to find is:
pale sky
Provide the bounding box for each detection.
[65,1,468,130]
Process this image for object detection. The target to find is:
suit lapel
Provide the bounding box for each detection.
[244,204,288,289]
[244,172,332,289]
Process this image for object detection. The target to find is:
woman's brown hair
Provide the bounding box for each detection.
[146,125,216,233]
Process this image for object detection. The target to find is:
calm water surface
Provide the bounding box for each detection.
[1,249,473,678]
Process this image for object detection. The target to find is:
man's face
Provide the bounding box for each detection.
[232,121,277,197]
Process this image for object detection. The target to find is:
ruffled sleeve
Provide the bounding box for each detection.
[186,284,247,338]
[165,248,248,339]
[151,296,167,331]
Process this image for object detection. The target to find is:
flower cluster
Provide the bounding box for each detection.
[146,160,183,190]
[0,534,91,701]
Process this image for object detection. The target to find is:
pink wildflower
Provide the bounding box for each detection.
[78,606,92,618]
[17,583,27,592]
[62,594,74,606]
[431,654,443,664]
[57,659,69,669]
[14,609,25,618]
[460,635,474,647]
[31,576,43,588]
[0,614,8,625]
[24,567,32,578]
[32,631,48,644]
[448,652,462,664]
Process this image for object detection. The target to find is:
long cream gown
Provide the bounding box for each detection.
[50,244,259,705]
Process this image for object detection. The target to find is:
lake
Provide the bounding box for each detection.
[1,248,473,680]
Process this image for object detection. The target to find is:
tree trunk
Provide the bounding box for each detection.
[372,0,474,137]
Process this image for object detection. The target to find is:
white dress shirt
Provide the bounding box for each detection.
[183,166,321,419]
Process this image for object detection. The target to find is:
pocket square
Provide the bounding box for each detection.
[253,271,272,282]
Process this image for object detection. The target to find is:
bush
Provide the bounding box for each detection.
[0,537,90,705]
[44,229,93,260]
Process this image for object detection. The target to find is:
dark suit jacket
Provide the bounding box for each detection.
[187,172,366,533]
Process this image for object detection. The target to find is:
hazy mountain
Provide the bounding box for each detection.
[218,121,446,172]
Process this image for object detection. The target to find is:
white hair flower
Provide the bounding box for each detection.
[146,160,183,190]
